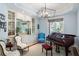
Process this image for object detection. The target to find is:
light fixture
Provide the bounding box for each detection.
[37,3,56,18]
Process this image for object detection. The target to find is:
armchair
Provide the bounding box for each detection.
[0,40,20,56]
[15,34,29,55]
[38,33,45,43]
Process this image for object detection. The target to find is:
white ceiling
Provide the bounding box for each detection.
[6,3,76,17]
[18,3,72,11]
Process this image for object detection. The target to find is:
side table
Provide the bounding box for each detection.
[6,42,13,51]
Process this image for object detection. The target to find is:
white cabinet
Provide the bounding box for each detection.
[8,11,15,36]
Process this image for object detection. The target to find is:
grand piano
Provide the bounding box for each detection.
[46,32,76,56]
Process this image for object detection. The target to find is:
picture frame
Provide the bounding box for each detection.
[0,13,6,32]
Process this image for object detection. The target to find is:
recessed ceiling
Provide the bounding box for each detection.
[7,3,74,17]
[19,3,72,11]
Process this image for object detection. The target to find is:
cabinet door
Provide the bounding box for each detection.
[32,18,35,34]
[8,11,15,36]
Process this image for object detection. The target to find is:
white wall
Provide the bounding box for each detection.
[77,10,79,36]
[38,11,77,36]
[63,11,77,35]
[74,9,79,47]
[38,18,49,37]
[0,4,8,41]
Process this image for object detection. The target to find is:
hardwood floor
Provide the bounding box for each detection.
[22,43,72,56]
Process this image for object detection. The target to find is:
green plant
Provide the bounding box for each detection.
[16,27,20,33]
[25,28,31,34]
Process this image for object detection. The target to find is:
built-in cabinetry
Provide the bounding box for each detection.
[32,18,35,34]
[8,11,15,36]
[8,11,37,45]
[8,11,15,43]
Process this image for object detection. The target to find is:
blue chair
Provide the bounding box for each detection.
[38,33,45,43]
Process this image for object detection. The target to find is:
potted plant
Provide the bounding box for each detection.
[16,27,20,34]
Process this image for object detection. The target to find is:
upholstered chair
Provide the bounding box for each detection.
[0,40,20,56]
[38,33,45,43]
[15,35,29,55]
[42,40,53,56]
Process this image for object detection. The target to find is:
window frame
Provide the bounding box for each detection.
[48,18,64,34]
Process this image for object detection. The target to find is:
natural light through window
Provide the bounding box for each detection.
[49,19,64,34]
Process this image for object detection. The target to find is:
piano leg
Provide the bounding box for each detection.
[42,46,43,52]
[55,45,60,53]
[65,47,68,56]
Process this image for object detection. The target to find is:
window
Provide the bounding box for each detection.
[16,18,35,35]
[16,19,31,35]
[49,18,64,34]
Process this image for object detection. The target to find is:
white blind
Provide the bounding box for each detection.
[48,18,63,22]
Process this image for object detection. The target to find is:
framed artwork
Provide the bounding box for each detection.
[0,13,6,32]
[37,24,39,29]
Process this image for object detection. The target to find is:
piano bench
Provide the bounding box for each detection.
[42,44,53,56]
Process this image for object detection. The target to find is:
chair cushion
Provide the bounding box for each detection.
[42,44,52,50]
[0,41,20,56]
[15,36,28,49]
[6,50,20,56]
